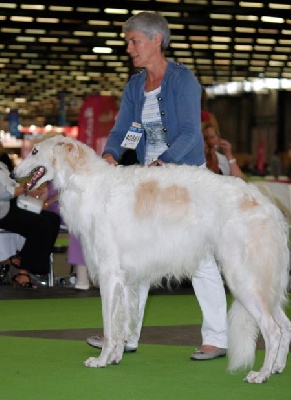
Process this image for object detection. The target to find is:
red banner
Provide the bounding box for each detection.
[78,95,117,155]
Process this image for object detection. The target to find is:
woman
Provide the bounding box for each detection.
[86,11,228,361]
[0,141,14,172]
[102,11,204,167]
[203,121,246,180]
[0,162,60,288]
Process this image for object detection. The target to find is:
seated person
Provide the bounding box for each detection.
[0,162,60,288]
[202,121,246,180]
[0,141,14,173]
[0,231,25,283]
[0,231,25,265]
[68,234,91,290]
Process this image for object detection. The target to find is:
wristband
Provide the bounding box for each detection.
[23,186,28,196]
[228,158,236,164]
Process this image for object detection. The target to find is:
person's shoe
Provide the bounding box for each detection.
[75,282,90,290]
[74,264,90,290]
[12,272,37,289]
[86,335,137,353]
[190,346,227,360]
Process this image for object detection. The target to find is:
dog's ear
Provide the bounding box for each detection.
[54,139,79,157]
[57,141,76,153]
[55,139,87,171]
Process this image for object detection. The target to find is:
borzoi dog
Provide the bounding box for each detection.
[14,135,291,383]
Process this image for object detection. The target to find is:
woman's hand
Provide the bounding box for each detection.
[218,139,233,160]
[148,159,163,167]
[28,187,46,199]
[102,153,118,166]
[204,141,216,158]
[15,183,45,198]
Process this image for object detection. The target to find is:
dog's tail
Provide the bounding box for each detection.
[227,300,259,372]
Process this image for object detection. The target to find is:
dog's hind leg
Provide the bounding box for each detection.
[271,306,291,375]
[222,214,290,383]
[245,313,281,383]
[228,293,282,383]
[85,271,126,368]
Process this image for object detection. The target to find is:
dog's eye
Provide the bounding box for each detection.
[32,148,38,155]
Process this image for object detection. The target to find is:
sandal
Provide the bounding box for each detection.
[0,253,21,270]
[12,273,37,289]
[0,262,10,284]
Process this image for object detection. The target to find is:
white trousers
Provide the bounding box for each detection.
[127,256,228,349]
[192,256,228,348]
[126,281,150,348]
[0,231,25,262]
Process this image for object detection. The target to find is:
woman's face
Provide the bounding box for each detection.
[125,30,161,68]
[203,126,219,149]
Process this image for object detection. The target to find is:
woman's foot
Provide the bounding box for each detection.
[197,345,220,352]
[12,271,37,289]
[74,264,90,290]
[0,254,21,269]
[190,344,227,360]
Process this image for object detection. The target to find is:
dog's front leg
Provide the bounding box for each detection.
[84,272,126,368]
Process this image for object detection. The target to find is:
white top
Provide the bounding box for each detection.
[217,152,230,175]
[142,87,168,165]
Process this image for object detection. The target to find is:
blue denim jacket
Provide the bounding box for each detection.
[103,60,205,166]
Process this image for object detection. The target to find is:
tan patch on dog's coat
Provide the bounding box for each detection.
[239,194,259,211]
[134,180,190,219]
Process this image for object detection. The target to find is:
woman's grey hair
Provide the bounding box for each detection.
[122,11,171,51]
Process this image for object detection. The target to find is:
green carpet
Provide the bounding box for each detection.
[1,294,291,400]
[1,337,290,400]
[0,295,206,331]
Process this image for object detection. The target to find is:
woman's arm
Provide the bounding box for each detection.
[219,139,246,181]
[103,80,137,162]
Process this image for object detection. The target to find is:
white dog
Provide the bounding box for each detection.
[14,135,291,383]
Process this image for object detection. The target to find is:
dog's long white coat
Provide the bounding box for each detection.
[14,136,291,383]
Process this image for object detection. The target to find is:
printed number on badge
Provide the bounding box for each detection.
[121,123,143,150]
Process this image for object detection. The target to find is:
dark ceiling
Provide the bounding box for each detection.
[0,0,291,124]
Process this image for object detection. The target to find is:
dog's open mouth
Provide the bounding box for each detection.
[26,166,46,189]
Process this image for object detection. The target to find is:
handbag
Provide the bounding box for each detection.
[16,195,43,214]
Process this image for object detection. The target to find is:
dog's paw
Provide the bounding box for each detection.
[271,364,284,375]
[244,370,269,383]
[84,356,107,368]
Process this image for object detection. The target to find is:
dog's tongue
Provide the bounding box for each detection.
[26,166,46,189]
